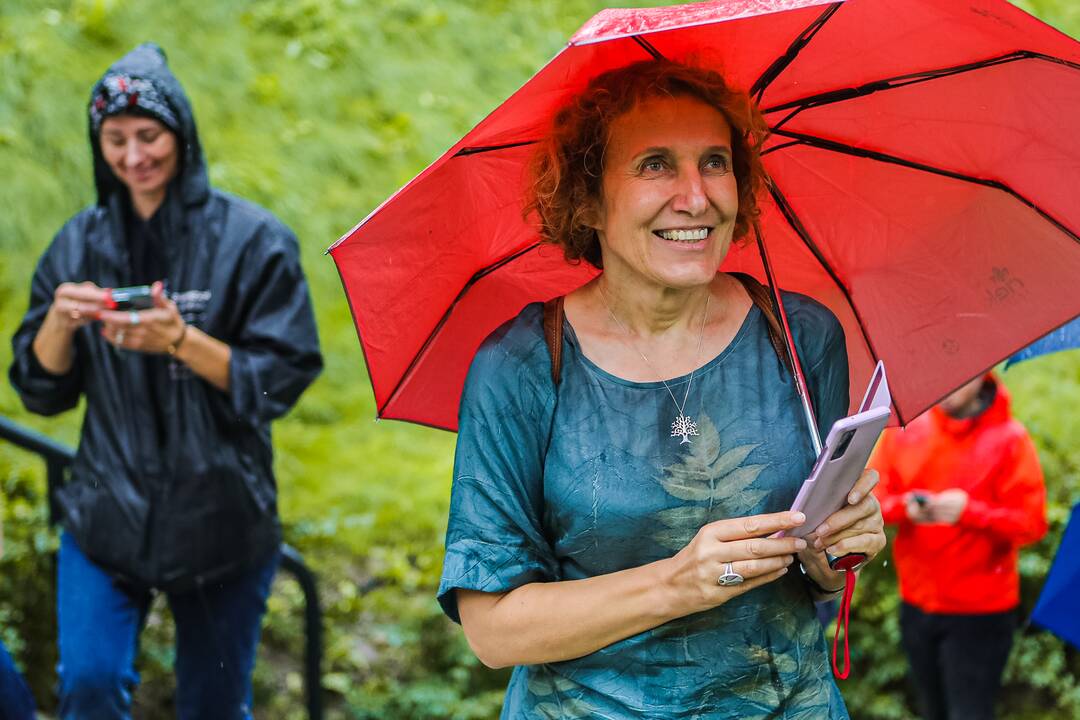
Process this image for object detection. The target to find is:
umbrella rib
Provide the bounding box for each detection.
[454,140,537,158]
[764,177,895,416]
[632,35,664,60]
[377,242,541,418]
[769,129,1080,246]
[750,2,843,103]
[761,140,803,156]
[763,51,1080,128]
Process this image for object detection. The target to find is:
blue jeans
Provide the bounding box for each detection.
[57,532,278,720]
[0,639,35,720]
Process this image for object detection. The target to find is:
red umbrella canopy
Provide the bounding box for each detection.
[331,0,1080,431]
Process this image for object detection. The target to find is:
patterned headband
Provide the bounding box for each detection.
[90,73,179,135]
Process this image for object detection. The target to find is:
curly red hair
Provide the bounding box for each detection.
[526,60,768,268]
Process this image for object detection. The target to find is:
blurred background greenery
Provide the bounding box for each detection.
[0,0,1077,717]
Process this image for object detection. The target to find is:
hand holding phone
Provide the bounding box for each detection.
[905,491,934,523]
[785,408,890,541]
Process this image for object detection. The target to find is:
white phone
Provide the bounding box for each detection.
[781,361,892,539]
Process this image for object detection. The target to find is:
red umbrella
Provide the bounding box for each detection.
[330,0,1080,431]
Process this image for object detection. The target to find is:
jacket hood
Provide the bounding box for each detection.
[87,43,209,208]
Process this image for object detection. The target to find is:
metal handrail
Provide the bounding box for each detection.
[0,414,323,719]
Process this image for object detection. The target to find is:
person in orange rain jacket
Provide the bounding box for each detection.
[871,372,1047,720]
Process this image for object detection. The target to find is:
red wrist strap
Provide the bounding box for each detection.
[829,553,866,680]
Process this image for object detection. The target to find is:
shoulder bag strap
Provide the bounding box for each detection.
[730,272,794,375]
[543,296,565,387]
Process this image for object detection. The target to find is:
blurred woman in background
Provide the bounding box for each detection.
[9,43,322,719]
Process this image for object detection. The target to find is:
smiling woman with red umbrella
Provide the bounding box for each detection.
[436,60,886,719]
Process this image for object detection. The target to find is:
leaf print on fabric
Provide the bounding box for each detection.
[528,670,594,719]
[712,442,758,476]
[653,505,708,550]
[527,673,579,696]
[653,415,769,551]
[721,614,828,716]
[535,700,593,719]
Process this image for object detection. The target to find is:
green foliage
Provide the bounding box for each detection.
[0,0,1078,718]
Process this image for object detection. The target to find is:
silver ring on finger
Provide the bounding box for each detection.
[115,330,126,346]
[717,562,744,586]
[129,311,140,326]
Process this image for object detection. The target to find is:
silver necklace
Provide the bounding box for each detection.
[598,286,711,444]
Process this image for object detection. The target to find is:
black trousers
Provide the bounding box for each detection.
[900,602,1018,720]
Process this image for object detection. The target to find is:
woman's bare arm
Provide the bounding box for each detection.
[458,510,807,668]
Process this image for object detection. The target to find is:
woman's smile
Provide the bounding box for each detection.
[653,226,713,247]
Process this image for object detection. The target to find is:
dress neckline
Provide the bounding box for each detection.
[561,303,761,389]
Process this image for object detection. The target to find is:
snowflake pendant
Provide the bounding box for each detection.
[671,414,699,444]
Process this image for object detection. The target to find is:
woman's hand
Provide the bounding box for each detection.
[928,489,968,525]
[798,468,887,592]
[33,281,110,374]
[662,510,808,616]
[46,281,109,334]
[99,281,186,354]
[904,491,934,524]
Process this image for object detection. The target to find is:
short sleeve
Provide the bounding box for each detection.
[437,311,559,624]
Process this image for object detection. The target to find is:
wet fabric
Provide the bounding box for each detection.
[872,377,1047,614]
[439,290,850,719]
[8,44,323,591]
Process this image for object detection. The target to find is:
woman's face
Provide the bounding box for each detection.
[99,115,179,199]
[593,94,739,292]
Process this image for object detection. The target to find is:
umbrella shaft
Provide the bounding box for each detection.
[754,219,824,457]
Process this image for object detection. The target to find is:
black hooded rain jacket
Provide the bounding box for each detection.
[9,44,323,591]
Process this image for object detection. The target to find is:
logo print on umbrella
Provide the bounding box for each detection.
[987,267,1026,306]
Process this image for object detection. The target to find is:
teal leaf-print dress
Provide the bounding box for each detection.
[438,290,851,719]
